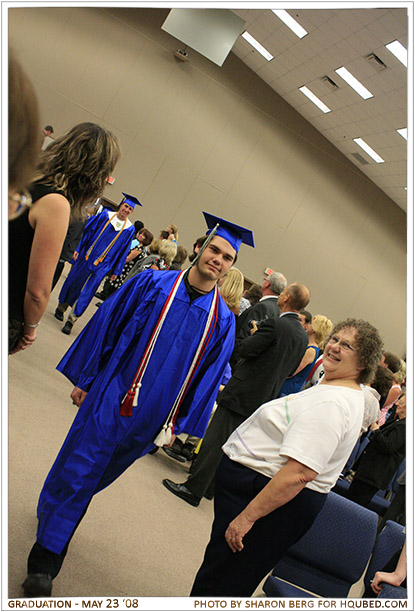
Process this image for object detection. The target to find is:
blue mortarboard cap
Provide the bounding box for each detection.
[121,192,142,209]
[202,212,255,252]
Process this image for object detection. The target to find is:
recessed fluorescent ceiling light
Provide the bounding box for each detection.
[299,86,331,113]
[272,10,308,39]
[385,40,407,67]
[241,31,274,61]
[397,128,407,140]
[335,67,373,99]
[353,138,384,163]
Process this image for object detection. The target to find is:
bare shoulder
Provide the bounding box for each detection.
[31,192,69,214]
[29,192,70,226]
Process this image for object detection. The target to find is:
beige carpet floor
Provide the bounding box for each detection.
[8,266,364,599]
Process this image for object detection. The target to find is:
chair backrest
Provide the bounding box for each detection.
[272,491,378,597]
[363,520,406,591]
[343,431,370,473]
[392,459,406,493]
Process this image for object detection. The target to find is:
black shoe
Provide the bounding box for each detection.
[61,321,73,335]
[162,447,187,463]
[95,302,102,308]
[95,291,107,300]
[148,446,158,455]
[54,308,64,322]
[22,573,52,597]
[181,442,195,461]
[162,479,201,507]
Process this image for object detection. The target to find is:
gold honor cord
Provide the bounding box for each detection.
[84,213,128,266]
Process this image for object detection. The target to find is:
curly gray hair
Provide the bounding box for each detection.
[329,318,383,384]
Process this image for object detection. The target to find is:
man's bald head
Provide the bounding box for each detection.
[278,283,310,312]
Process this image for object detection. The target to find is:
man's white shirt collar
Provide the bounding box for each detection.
[110,213,132,231]
[259,295,279,301]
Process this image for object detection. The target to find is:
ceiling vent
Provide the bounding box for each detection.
[351,152,369,165]
[366,53,387,71]
[321,75,339,91]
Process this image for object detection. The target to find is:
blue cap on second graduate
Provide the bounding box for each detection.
[121,192,142,209]
[202,212,255,252]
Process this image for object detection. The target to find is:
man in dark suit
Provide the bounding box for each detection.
[230,271,287,370]
[163,283,310,506]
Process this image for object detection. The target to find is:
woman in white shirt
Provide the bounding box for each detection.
[190,318,383,597]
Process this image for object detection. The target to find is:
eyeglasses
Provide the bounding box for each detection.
[327,335,357,352]
[9,191,32,220]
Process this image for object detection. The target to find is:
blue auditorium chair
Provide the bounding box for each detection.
[334,458,406,518]
[263,491,378,598]
[363,520,406,595]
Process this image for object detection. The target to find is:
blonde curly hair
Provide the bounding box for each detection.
[159,239,177,267]
[220,268,244,311]
[312,315,333,349]
[167,223,179,241]
[394,360,406,385]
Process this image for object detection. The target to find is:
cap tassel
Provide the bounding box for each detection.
[120,390,134,417]
[154,423,173,447]
[120,381,142,416]
[133,382,141,407]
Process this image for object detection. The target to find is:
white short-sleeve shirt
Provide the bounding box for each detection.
[222,384,364,494]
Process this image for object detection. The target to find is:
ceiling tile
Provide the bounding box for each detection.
[230,7,407,211]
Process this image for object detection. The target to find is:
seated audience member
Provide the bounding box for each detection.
[239,283,262,315]
[124,238,162,281]
[189,318,383,596]
[298,309,312,330]
[167,223,179,243]
[96,228,153,301]
[159,229,169,240]
[218,268,244,316]
[382,360,406,424]
[41,125,54,150]
[279,314,333,397]
[126,238,177,278]
[9,122,120,353]
[169,246,189,271]
[364,540,406,598]
[378,351,402,409]
[377,470,405,533]
[347,393,406,508]
[148,239,177,270]
[8,47,40,219]
[361,365,394,434]
[188,236,207,263]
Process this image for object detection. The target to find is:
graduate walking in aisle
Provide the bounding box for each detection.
[55,193,139,334]
[23,213,254,597]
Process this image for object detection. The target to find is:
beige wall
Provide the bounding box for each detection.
[9,6,407,354]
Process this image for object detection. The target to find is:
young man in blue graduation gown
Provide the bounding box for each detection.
[23,213,254,597]
[55,193,138,335]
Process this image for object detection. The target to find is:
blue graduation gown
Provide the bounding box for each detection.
[36,270,235,554]
[58,210,134,316]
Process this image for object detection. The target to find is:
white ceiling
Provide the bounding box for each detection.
[230,7,408,212]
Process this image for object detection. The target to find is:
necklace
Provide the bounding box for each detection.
[189,284,210,294]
